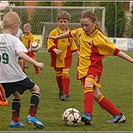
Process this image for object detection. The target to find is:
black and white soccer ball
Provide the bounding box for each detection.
[30,42,40,52]
[62,108,81,126]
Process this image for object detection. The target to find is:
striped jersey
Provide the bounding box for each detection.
[69,28,120,80]
[47,26,78,68]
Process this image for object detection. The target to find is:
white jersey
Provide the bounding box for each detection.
[0,34,28,83]
[16,29,23,40]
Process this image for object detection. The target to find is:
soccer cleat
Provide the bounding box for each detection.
[0,100,8,106]
[10,121,24,128]
[60,94,69,101]
[106,114,126,124]
[27,115,44,129]
[81,113,92,125]
[58,90,63,99]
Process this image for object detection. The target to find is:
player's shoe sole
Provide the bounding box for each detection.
[106,114,126,124]
[27,115,44,129]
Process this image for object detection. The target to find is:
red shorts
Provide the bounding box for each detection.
[26,52,35,59]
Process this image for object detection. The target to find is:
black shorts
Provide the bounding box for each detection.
[1,77,35,98]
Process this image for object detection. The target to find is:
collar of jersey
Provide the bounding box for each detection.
[57,26,69,35]
[86,29,98,37]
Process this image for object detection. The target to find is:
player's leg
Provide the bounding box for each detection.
[18,57,25,73]
[81,77,93,125]
[10,91,24,128]
[0,86,8,106]
[94,87,126,124]
[27,84,44,128]
[60,68,70,101]
[32,54,40,74]
[54,67,63,99]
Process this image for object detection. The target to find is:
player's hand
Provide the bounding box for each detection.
[28,48,32,52]
[36,62,44,70]
[53,48,62,55]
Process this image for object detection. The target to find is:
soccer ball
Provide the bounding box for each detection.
[30,42,40,52]
[62,108,81,126]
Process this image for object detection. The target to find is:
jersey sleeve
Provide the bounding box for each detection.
[30,34,35,44]
[95,34,120,56]
[47,30,57,52]
[13,37,28,53]
[70,37,78,52]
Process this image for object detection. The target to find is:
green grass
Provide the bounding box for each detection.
[0,50,133,131]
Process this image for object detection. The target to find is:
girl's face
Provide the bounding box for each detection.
[23,26,31,35]
[80,18,96,35]
[57,19,69,30]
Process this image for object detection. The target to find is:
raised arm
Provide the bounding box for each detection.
[47,31,70,40]
[18,51,44,69]
[117,51,133,63]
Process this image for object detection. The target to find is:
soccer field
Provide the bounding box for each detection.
[0,50,133,131]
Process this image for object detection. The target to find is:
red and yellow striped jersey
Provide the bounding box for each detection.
[47,26,78,68]
[69,28,120,80]
[21,33,35,49]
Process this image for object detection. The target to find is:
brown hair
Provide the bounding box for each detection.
[57,11,71,21]
[23,23,32,30]
[3,12,21,29]
[80,10,104,34]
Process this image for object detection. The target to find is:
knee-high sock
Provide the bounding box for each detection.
[0,86,6,101]
[83,87,94,116]
[34,65,40,73]
[96,94,122,116]
[12,99,20,123]
[62,77,70,95]
[56,76,63,91]
[19,60,25,72]
[29,93,39,117]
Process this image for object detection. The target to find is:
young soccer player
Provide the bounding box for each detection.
[47,10,133,124]
[0,12,44,128]
[21,23,40,74]
[0,85,8,106]
[47,11,79,101]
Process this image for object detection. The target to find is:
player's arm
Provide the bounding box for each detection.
[117,51,133,63]
[18,51,44,69]
[47,32,70,40]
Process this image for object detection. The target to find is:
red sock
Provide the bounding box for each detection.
[34,65,40,73]
[29,93,39,117]
[62,77,70,96]
[83,87,94,116]
[0,86,6,101]
[97,94,122,116]
[56,76,63,91]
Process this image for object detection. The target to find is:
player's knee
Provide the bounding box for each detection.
[62,72,69,78]
[55,71,62,77]
[31,84,40,94]
[83,87,93,94]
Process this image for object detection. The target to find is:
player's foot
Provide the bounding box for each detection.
[10,121,24,128]
[58,90,63,99]
[0,100,8,106]
[61,94,69,101]
[36,71,41,74]
[26,115,44,129]
[81,113,92,125]
[106,114,126,124]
